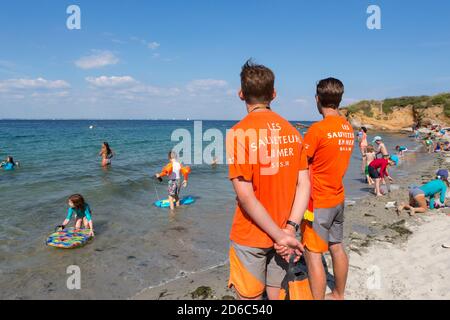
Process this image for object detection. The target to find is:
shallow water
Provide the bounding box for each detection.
[0,120,423,299]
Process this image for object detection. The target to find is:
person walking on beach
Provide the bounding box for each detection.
[99,142,115,167]
[299,78,354,300]
[155,151,190,211]
[226,60,310,300]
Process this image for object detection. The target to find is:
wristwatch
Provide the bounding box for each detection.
[286,220,300,232]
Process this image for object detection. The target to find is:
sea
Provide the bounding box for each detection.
[0,120,423,299]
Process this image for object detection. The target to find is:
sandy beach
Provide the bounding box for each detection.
[133,152,450,300]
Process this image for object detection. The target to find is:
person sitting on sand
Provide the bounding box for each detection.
[99,142,115,167]
[373,136,389,158]
[363,145,376,185]
[60,194,94,236]
[155,151,190,211]
[1,156,19,171]
[395,145,408,157]
[397,169,449,216]
[368,155,398,196]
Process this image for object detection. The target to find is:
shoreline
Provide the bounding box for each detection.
[133,151,450,300]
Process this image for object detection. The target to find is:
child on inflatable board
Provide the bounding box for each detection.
[60,194,94,237]
[155,151,190,210]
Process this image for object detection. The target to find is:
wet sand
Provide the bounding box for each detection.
[133,151,450,300]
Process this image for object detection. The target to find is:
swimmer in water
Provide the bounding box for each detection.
[99,142,114,167]
[1,156,19,171]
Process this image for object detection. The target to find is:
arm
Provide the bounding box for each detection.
[286,169,311,228]
[62,208,73,227]
[231,177,301,250]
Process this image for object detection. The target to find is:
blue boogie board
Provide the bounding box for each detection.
[154,196,196,208]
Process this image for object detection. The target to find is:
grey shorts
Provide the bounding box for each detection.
[228,241,288,297]
[313,203,345,245]
[409,188,425,198]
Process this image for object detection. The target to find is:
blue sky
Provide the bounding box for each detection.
[0,0,449,120]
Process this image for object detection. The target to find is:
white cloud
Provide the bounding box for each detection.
[75,51,119,69]
[0,78,70,91]
[148,42,160,50]
[186,79,228,93]
[86,76,137,88]
[85,75,180,99]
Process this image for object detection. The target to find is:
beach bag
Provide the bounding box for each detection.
[279,255,313,300]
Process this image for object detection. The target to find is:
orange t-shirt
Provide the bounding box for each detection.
[303,115,354,208]
[226,110,308,248]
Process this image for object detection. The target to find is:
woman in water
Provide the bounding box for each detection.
[60,194,94,236]
[99,142,114,167]
[397,169,449,216]
[1,156,19,171]
[358,127,368,155]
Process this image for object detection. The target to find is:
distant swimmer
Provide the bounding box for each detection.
[397,169,449,216]
[99,142,114,167]
[155,151,191,211]
[1,156,20,171]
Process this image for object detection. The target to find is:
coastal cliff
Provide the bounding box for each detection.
[340,93,450,131]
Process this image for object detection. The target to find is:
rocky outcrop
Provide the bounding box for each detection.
[340,93,450,131]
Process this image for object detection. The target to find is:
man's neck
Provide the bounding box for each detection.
[246,103,270,114]
[321,107,340,118]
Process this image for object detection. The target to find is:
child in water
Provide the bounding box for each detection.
[368,155,398,196]
[395,145,408,157]
[60,194,94,236]
[99,142,114,167]
[363,145,376,185]
[397,169,449,216]
[1,156,19,171]
[155,151,190,210]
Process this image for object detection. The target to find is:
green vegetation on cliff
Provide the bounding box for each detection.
[344,92,450,117]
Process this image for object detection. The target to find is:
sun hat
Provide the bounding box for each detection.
[436,169,449,179]
[372,136,382,143]
[390,155,399,166]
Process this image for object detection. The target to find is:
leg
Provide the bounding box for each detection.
[82,217,89,229]
[74,218,82,229]
[305,250,327,300]
[374,178,382,196]
[168,196,175,211]
[265,250,288,300]
[228,243,266,300]
[327,243,348,300]
[411,195,428,215]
